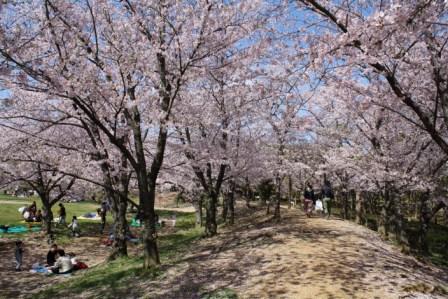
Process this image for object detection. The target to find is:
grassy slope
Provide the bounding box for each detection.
[331,206,448,267]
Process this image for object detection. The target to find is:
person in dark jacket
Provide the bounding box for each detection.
[98,208,107,234]
[15,240,24,271]
[46,244,65,266]
[303,183,315,218]
[58,203,66,225]
[321,180,334,219]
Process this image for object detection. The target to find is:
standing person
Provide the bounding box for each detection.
[68,216,80,237]
[58,203,66,225]
[98,208,107,234]
[321,180,334,219]
[14,240,24,271]
[303,183,314,218]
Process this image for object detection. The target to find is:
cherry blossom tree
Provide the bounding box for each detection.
[0,125,77,235]
[0,0,268,267]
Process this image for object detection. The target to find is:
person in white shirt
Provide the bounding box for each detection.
[50,252,73,274]
[68,216,80,237]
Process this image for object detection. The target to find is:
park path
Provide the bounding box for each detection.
[144,207,448,299]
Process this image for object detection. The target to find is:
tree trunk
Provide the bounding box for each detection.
[205,192,218,237]
[288,176,293,209]
[41,197,53,235]
[109,193,128,260]
[418,191,431,254]
[142,180,160,268]
[228,180,235,225]
[245,177,252,208]
[222,192,228,222]
[193,197,203,227]
[355,191,365,225]
[274,175,281,221]
[378,192,390,238]
[342,190,349,219]
[391,195,408,245]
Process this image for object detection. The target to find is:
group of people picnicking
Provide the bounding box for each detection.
[12,201,109,272]
[301,179,334,219]
[15,242,87,274]
[21,201,42,223]
[19,201,109,238]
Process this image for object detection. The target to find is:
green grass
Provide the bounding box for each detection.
[406,221,448,267]
[30,210,202,299]
[0,194,110,241]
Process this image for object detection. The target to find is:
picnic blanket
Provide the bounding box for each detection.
[0,225,41,234]
[130,218,142,227]
[78,212,101,221]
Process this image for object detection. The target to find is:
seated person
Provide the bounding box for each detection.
[34,210,43,222]
[46,244,65,267]
[29,201,37,215]
[49,252,73,274]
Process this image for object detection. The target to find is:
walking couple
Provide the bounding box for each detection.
[303,180,334,219]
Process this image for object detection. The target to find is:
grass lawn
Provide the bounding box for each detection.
[1,194,219,298]
[0,195,110,240]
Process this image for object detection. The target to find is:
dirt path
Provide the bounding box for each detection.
[144,208,448,299]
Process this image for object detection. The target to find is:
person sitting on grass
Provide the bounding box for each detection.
[49,252,73,274]
[68,216,80,237]
[28,201,37,216]
[46,244,65,267]
[34,210,42,222]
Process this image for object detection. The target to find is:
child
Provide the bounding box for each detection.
[68,216,80,237]
[14,240,24,271]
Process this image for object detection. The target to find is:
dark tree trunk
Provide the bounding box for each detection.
[228,180,235,225]
[288,176,293,209]
[418,191,431,254]
[245,177,252,208]
[205,192,218,237]
[355,191,365,225]
[222,192,228,222]
[391,195,408,245]
[342,190,349,220]
[109,193,129,260]
[274,175,281,222]
[41,196,53,235]
[193,197,203,227]
[378,189,390,238]
[142,179,160,268]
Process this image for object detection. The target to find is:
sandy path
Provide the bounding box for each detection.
[144,208,448,299]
